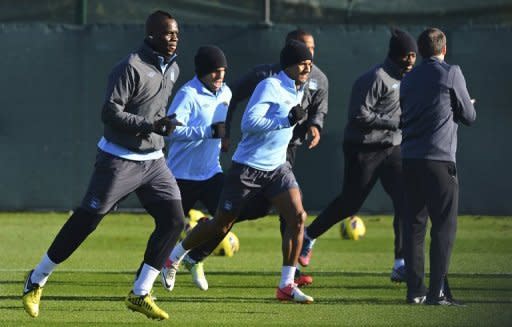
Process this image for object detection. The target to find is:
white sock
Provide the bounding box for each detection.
[394,258,405,269]
[133,264,160,296]
[31,253,58,287]
[169,242,189,265]
[304,230,316,249]
[279,266,296,288]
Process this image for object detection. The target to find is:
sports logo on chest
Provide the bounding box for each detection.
[308,79,318,90]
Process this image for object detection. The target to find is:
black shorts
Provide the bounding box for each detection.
[218,161,299,215]
[177,173,224,216]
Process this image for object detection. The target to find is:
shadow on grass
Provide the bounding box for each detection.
[1,294,510,307]
[4,270,509,278]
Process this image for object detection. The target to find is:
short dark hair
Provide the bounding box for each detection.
[285,29,312,43]
[145,10,174,35]
[418,27,446,58]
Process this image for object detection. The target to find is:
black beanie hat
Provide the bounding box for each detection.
[280,40,313,69]
[195,45,228,77]
[388,28,418,59]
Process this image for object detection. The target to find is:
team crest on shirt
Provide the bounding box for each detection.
[147,71,156,78]
[88,197,101,209]
[308,79,318,90]
[392,82,400,89]
[223,201,233,211]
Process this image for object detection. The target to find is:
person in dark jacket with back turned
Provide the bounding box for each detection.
[400,27,476,305]
[22,10,184,320]
[299,28,417,284]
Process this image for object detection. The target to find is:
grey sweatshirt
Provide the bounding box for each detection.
[225,63,329,146]
[400,57,476,162]
[343,58,403,147]
[101,42,180,153]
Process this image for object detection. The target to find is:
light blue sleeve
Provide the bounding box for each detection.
[166,90,213,141]
[241,80,291,133]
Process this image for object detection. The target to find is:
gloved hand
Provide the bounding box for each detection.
[153,113,180,136]
[288,104,306,125]
[211,122,226,138]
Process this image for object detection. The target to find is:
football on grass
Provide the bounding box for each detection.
[340,216,366,240]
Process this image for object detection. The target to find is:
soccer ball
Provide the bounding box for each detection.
[188,209,206,223]
[340,216,366,240]
[184,209,240,257]
[181,209,209,240]
[213,231,240,257]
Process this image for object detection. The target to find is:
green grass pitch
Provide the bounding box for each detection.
[0,212,511,326]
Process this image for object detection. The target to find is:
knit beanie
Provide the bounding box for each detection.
[195,45,228,77]
[280,40,313,69]
[388,28,418,59]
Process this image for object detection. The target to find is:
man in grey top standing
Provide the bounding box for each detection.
[22,10,184,320]
[400,27,476,305]
[299,28,417,283]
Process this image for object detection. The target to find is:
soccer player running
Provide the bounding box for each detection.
[164,40,315,303]
[298,28,418,282]
[163,45,231,291]
[162,29,328,290]
[22,11,184,320]
[400,27,476,305]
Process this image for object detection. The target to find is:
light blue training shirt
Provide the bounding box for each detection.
[166,76,232,180]
[232,70,304,171]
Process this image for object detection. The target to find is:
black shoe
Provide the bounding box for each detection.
[406,295,426,304]
[426,296,466,307]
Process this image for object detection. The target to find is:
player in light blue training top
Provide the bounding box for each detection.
[232,70,304,171]
[163,40,316,304]
[166,46,231,181]
[162,46,231,291]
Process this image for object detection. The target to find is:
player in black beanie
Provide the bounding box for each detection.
[280,39,313,70]
[388,28,418,76]
[299,28,419,286]
[195,45,228,78]
[193,45,228,94]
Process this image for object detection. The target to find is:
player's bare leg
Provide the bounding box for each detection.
[272,188,313,303]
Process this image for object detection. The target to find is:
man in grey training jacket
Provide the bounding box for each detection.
[400,27,476,305]
[22,10,184,320]
[299,28,417,284]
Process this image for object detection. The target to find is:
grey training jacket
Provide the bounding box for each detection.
[101,42,180,153]
[343,58,403,147]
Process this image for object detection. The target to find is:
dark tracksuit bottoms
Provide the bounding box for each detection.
[306,143,405,259]
[403,159,458,299]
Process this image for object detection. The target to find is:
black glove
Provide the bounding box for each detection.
[288,104,306,126]
[211,122,226,138]
[153,114,178,136]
